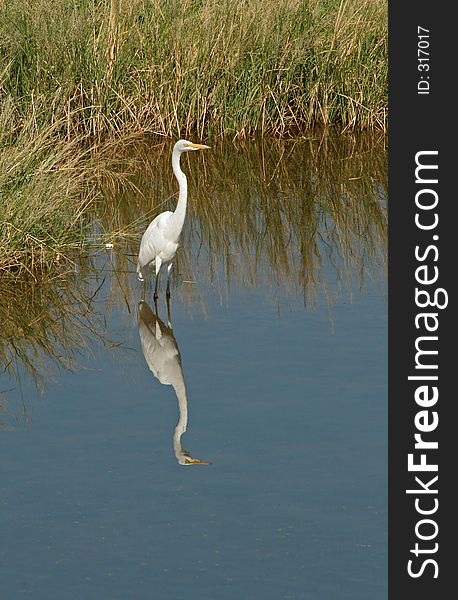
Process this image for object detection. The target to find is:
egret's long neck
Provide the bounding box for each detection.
[170,149,188,232]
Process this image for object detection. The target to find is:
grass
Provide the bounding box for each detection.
[0,0,387,138]
[0,100,139,275]
[0,104,94,274]
[0,0,387,296]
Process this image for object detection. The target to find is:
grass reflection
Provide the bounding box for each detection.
[101,132,387,307]
[1,133,386,423]
[0,264,111,426]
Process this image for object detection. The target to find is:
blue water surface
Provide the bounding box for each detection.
[1,272,386,600]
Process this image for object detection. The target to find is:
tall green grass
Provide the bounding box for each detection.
[0,100,132,275]
[0,102,93,274]
[0,0,387,137]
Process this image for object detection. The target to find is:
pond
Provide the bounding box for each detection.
[0,133,387,599]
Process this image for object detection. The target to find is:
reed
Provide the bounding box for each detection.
[0,105,92,274]
[0,0,387,138]
[0,99,140,275]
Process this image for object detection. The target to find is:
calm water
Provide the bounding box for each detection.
[1,134,387,599]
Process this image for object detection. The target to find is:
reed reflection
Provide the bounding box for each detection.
[1,132,387,424]
[137,299,210,466]
[0,263,110,427]
[101,132,387,307]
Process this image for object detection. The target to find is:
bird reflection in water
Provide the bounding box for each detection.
[137,299,210,466]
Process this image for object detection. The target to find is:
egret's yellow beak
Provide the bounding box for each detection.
[185,457,211,465]
[186,142,211,150]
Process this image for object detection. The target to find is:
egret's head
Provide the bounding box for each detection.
[181,457,211,466]
[174,139,210,153]
[176,449,211,466]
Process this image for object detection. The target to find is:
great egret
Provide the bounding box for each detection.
[137,140,210,298]
[137,299,210,466]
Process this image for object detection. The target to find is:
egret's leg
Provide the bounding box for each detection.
[154,257,162,300]
[166,263,173,298]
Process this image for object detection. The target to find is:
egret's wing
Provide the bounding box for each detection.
[138,210,173,268]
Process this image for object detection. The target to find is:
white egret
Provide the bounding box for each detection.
[137,139,210,298]
[137,300,210,465]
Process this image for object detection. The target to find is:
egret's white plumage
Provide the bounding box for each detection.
[137,139,210,297]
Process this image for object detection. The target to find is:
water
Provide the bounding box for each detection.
[0,134,387,599]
